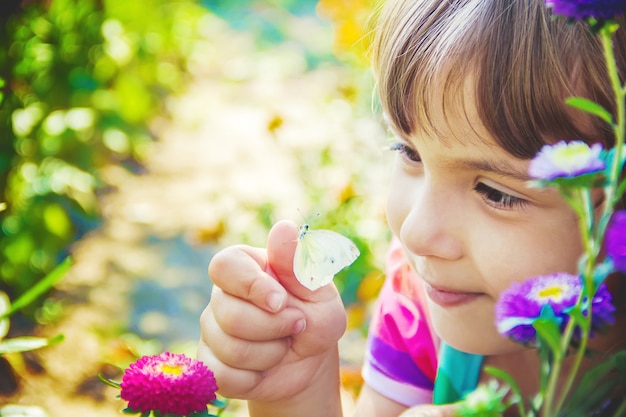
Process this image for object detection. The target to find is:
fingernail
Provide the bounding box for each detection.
[266,292,285,312]
[293,319,306,335]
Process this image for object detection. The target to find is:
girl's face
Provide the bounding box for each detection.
[386,104,585,355]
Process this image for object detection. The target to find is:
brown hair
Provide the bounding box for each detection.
[370,0,626,159]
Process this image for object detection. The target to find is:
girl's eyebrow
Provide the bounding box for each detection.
[447,158,532,181]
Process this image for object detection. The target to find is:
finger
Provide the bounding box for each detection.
[265,219,299,284]
[208,287,306,340]
[201,306,292,371]
[197,342,264,399]
[266,220,339,302]
[208,244,288,313]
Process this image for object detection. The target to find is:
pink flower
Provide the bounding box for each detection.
[120,352,218,415]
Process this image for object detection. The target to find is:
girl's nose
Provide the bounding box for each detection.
[399,183,464,261]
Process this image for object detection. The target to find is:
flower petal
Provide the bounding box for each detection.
[546,0,626,20]
[528,141,605,181]
[494,272,614,346]
[606,210,626,273]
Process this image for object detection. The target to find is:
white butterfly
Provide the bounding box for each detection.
[293,224,360,291]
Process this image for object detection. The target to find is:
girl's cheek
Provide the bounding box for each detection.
[386,174,411,238]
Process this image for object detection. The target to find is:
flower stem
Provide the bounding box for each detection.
[548,25,625,417]
[544,189,596,417]
[599,26,625,234]
[552,298,592,415]
[541,355,559,416]
[543,272,594,416]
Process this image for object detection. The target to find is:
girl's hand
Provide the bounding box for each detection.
[197,220,347,407]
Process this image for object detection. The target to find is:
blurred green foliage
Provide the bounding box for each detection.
[0,0,383,327]
[203,0,321,53]
[0,0,207,317]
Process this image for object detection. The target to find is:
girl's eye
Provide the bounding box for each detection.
[389,142,421,163]
[474,182,527,210]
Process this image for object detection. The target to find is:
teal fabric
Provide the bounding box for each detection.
[433,342,484,404]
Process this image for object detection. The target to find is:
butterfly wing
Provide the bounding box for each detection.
[293,229,360,291]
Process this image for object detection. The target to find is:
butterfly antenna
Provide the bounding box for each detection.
[296,208,308,223]
[296,209,321,227]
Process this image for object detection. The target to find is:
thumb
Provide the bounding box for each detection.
[266,220,338,301]
[400,404,459,417]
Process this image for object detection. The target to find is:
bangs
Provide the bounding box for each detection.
[371,0,624,159]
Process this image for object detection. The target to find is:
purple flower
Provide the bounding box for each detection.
[528,141,605,181]
[589,283,616,330]
[120,352,218,415]
[495,273,615,345]
[606,210,626,272]
[546,0,626,20]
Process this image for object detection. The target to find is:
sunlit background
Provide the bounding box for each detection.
[0,0,392,414]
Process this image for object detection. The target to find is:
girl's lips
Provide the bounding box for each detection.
[424,282,482,307]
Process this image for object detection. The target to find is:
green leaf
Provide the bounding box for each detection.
[563,379,618,417]
[538,345,552,393]
[567,304,590,334]
[209,399,228,409]
[530,393,544,416]
[592,258,615,286]
[533,306,564,357]
[97,373,121,389]
[565,97,614,125]
[563,350,626,416]
[613,350,626,387]
[484,366,521,397]
[484,366,526,416]
[188,410,210,417]
[0,334,63,355]
[570,358,617,396]
[554,171,606,189]
[47,334,64,345]
[599,20,620,36]
[456,381,509,417]
[0,257,72,320]
[617,178,626,201]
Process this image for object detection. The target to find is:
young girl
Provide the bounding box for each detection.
[197,0,626,416]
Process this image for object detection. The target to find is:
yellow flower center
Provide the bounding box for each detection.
[538,285,563,301]
[160,364,184,376]
[554,144,587,166]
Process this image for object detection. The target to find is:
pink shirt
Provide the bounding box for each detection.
[362,239,440,406]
